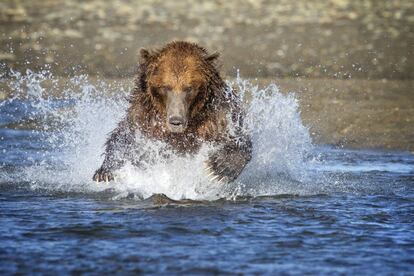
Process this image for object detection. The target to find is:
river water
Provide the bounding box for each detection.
[0,71,413,274]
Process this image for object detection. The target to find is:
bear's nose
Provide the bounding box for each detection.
[169,116,184,126]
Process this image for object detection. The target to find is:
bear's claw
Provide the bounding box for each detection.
[206,145,248,183]
[92,167,115,183]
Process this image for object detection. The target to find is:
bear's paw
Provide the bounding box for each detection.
[206,145,248,183]
[92,167,115,183]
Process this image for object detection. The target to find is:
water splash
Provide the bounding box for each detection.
[0,70,320,200]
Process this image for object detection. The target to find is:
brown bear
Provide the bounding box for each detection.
[93,41,252,183]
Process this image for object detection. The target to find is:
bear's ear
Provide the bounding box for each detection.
[205,52,220,63]
[139,48,152,62]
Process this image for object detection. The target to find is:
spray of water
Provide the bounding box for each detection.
[1,70,322,200]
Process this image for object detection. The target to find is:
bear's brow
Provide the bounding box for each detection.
[171,57,199,74]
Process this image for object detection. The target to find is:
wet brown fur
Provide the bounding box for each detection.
[129,41,229,152]
[93,41,251,183]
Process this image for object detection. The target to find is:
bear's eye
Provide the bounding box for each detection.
[159,86,171,93]
[183,86,193,94]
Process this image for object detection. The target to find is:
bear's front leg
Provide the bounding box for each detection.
[206,140,252,183]
[92,120,134,183]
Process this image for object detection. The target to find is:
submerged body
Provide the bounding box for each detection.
[93,41,252,183]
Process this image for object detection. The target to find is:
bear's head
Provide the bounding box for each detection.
[137,41,224,133]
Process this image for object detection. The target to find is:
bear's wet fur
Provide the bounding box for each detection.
[93,41,252,183]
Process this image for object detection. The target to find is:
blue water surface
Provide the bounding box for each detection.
[1,93,413,275]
